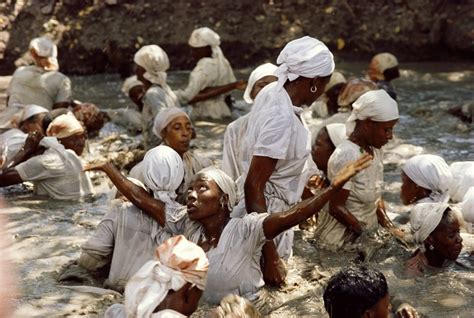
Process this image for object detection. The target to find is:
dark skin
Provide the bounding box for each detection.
[19,113,48,135]
[129,85,146,111]
[244,75,330,286]
[312,127,335,175]
[328,118,403,240]
[58,132,87,156]
[160,115,193,157]
[249,75,278,100]
[155,283,203,316]
[400,172,431,205]
[325,83,345,116]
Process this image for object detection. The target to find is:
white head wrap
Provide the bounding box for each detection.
[410,202,450,245]
[134,45,177,104]
[368,53,399,81]
[449,161,474,203]
[20,104,49,122]
[402,154,453,203]
[346,89,399,135]
[125,235,209,318]
[121,75,143,94]
[324,71,346,93]
[274,36,335,90]
[243,63,278,104]
[188,27,221,54]
[326,123,347,147]
[46,112,84,139]
[461,187,474,227]
[29,37,58,71]
[152,107,191,138]
[198,167,237,212]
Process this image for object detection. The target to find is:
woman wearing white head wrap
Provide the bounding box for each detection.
[315,89,401,248]
[134,45,180,149]
[222,63,278,180]
[311,123,347,177]
[406,203,462,276]
[104,235,209,318]
[449,161,474,203]
[400,154,453,204]
[368,52,400,100]
[461,187,474,234]
[5,37,71,112]
[174,27,238,120]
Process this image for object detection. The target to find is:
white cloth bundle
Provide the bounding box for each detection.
[346,89,399,135]
[29,37,58,70]
[402,154,453,203]
[20,104,49,122]
[152,107,190,138]
[410,202,450,245]
[46,112,84,139]
[134,45,178,104]
[326,123,347,147]
[243,63,278,104]
[124,235,208,318]
[462,187,474,233]
[198,167,237,212]
[274,36,335,90]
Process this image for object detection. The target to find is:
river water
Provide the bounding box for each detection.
[2,62,474,317]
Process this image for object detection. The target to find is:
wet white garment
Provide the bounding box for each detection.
[142,85,180,148]
[315,140,384,247]
[0,128,27,167]
[175,57,236,120]
[14,137,93,200]
[221,113,250,180]
[449,161,474,203]
[7,65,71,109]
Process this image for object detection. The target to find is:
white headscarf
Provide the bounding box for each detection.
[152,107,191,138]
[274,36,335,90]
[29,37,58,71]
[122,75,143,94]
[410,202,450,245]
[402,154,453,203]
[198,167,237,212]
[324,71,346,93]
[461,187,474,233]
[368,53,399,81]
[124,235,208,318]
[46,112,84,139]
[20,104,49,122]
[243,63,278,104]
[326,123,347,147]
[142,146,185,224]
[188,27,221,56]
[346,89,399,135]
[134,45,177,103]
[449,161,474,203]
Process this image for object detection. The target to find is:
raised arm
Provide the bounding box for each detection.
[263,154,372,239]
[85,162,166,226]
[244,156,277,214]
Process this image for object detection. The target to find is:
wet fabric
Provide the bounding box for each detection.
[243,63,278,104]
[0,128,27,167]
[46,112,84,139]
[221,113,250,180]
[14,137,93,200]
[315,140,384,247]
[449,161,474,203]
[402,154,452,203]
[326,123,347,147]
[274,36,335,90]
[7,65,71,109]
[462,187,474,234]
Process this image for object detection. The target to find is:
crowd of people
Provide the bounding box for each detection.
[0,27,473,317]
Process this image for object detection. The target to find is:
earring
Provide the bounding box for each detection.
[310,86,317,93]
[429,244,434,251]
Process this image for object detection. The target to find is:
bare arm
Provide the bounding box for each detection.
[0,169,23,187]
[7,132,44,169]
[328,189,363,236]
[188,80,246,105]
[244,156,277,214]
[263,154,372,239]
[52,101,71,109]
[85,162,166,226]
[376,199,394,228]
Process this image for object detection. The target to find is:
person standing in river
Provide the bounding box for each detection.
[368,53,400,100]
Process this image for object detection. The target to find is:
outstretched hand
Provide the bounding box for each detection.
[235,80,247,91]
[331,153,373,188]
[83,160,109,172]
[24,131,43,151]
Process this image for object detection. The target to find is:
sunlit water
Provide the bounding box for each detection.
[2,62,474,317]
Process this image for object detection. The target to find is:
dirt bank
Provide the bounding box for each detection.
[0,0,473,76]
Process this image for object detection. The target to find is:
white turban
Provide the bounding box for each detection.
[46,112,84,139]
[188,27,220,51]
[274,36,335,90]
[121,75,143,94]
[324,71,346,93]
[369,53,399,81]
[326,123,347,147]
[410,202,450,245]
[461,187,474,233]
[402,154,453,203]
[20,104,49,122]
[346,89,399,135]
[125,235,209,318]
[449,161,474,203]
[198,167,237,212]
[152,107,190,138]
[142,145,185,222]
[29,37,58,71]
[243,63,278,104]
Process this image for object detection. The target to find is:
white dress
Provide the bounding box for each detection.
[232,82,318,260]
[315,140,384,247]
[0,128,27,167]
[221,113,250,180]
[175,57,236,120]
[449,161,474,203]
[14,137,93,200]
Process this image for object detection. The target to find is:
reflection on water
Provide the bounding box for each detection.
[3,63,474,317]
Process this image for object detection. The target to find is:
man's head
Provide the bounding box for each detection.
[324,265,390,318]
[19,105,51,135]
[46,113,86,155]
[29,37,59,71]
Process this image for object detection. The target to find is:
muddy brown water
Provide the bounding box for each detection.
[1,62,474,317]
